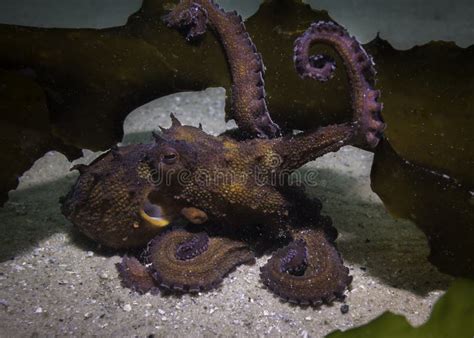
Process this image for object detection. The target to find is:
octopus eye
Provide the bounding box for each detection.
[162,152,178,165]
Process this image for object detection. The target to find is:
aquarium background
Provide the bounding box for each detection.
[0,0,473,48]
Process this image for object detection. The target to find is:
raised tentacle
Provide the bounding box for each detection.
[271,122,356,172]
[163,0,280,139]
[117,256,158,294]
[293,21,386,148]
[260,228,351,305]
[147,228,255,292]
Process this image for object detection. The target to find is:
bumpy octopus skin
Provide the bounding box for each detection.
[293,21,385,148]
[260,228,352,305]
[62,0,386,306]
[61,144,165,248]
[117,256,157,294]
[163,0,280,139]
[117,229,255,293]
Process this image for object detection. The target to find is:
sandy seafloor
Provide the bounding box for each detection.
[0,88,453,337]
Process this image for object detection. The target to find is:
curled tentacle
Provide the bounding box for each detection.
[147,228,255,292]
[175,232,209,260]
[260,228,352,305]
[117,256,158,294]
[279,240,308,276]
[294,21,386,148]
[163,2,208,41]
[306,54,337,82]
[164,0,280,139]
[162,2,208,41]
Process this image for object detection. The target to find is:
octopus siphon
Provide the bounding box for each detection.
[61,0,385,305]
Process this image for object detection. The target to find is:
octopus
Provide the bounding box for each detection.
[61,0,385,305]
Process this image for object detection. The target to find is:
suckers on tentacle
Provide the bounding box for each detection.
[279,239,308,276]
[294,21,386,148]
[145,228,255,292]
[175,232,209,260]
[163,0,280,139]
[117,256,158,294]
[260,228,352,305]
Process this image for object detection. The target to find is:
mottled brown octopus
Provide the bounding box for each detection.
[61,0,385,305]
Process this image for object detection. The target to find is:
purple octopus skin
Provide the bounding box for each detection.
[119,229,255,293]
[294,21,386,148]
[260,228,352,305]
[163,0,280,139]
[279,239,309,276]
[62,0,386,307]
[175,232,209,260]
[117,256,158,295]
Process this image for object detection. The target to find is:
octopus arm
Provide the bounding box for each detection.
[146,228,255,292]
[163,0,280,138]
[293,21,386,148]
[117,256,158,294]
[260,228,351,305]
[272,22,386,171]
[272,122,355,172]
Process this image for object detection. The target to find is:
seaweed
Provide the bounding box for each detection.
[0,70,79,204]
[366,37,474,188]
[328,278,474,338]
[371,140,473,278]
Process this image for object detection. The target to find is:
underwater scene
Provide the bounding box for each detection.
[0,0,473,336]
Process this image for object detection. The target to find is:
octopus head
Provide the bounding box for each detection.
[61,115,219,248]
[147,131,199,191]
[60,143,185,248]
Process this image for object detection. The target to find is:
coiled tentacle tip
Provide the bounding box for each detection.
[294,20,386,148]
[260,228,351,305]
[117,256,157,294]
[163,2,209,41]
[145,229,255,293]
